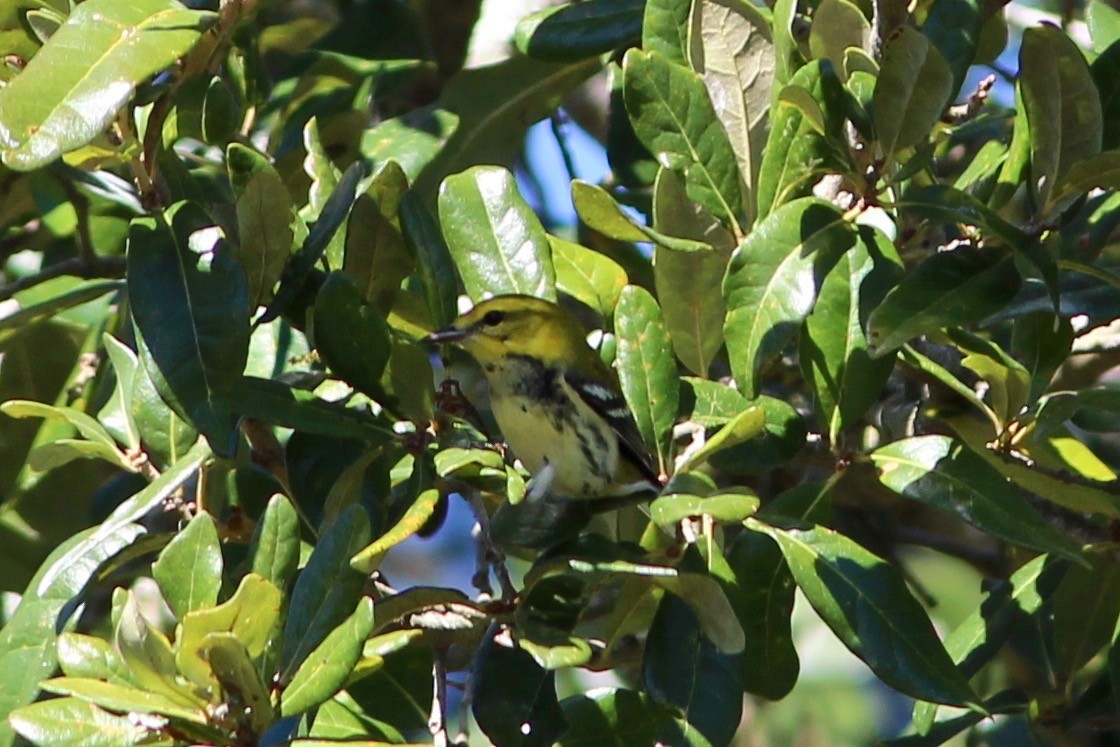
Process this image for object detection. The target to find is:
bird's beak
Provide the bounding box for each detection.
[426,326,471,345]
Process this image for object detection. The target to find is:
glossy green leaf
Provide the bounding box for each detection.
[227,143,294,309]
[614,285,678,474]
[0,400,118,452]
[131,330,200,466]
[151,511,222,620]
[344,160,411,314]
[920,0,979,97]
[643,593,742,747]
[0,0,216,170]
[866,248,1021,357]
[202,633,273,735]
[871,435,1081,559]
[652,168,734,375]
[681,382,807,472]
[115,590,201,708]
[0,279,121,350]
[623,48,743,230]
[650,491,759,525]
[873,27,953,156]
[750,520,979,706]
[1020,24,1103,211]
[351,488,440,573]
[127,200,249,456]
[281,505,370,681]
[281,598,374,716]
[1091,44,1120,152]
[401,190,458,330]
[176,573,282,688]
[228,376,393,443]
[550,236,628,319]
[948,328,1031,425]
[756,61,847,218]
[439,165,556,302]
[56,633,129,684]
[473,631,567,747]
[260,161,364,325]
[40,677,207,724]
[571,179,709,252]
[313,271,391,399]
[653,572,746,655]
[24,439,126,472]
[911,554,1067,732]
[164,73,237,147]
[249,494,302,591]
[515,0,644,61]
[677,407,766,471]
[690,0,774,220]
[723,198,853,397]
[1089,0,1120,51]
[642,0,690,64]
[0,522,145,744]
[8,697,150,747]
[801,227,900,440]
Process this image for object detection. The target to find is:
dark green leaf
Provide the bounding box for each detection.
[401,190,458,330]
[439,165,556,302]
[920,0,980,98]
[614,285,678,474]
[1053,550,1120,681]
[871,435,1081,559]
[749,520,980,706]
[866,247,1021,357]
[152,511,222,620]
[558,688,657,746]
[313,271,392,399]
[351,488,441,573]
[127,200,249,456]
[873,27,953,156]
[623,48,743,230]
[249,494,302,591]
[281,598,374,716]
[228,376,394,442]
[515,0,644,61]
[227,143,294,309]
[281,504,370,681]
[723,198,853,397]
[202,633,273,735]
[344,161,411,314]
[473,630,567,747]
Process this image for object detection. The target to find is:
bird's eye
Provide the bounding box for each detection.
[481,310,505,327]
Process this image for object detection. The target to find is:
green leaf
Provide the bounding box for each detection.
[920,0,980,98]
[260,161,364,325]
[723,198,853,397]
[948,328,1031,424]
[623,48,743,230]
[227,143,294,309]
[558,688,657,746]
[652,573,746,655]
[550,236,628,319]
[727,528,798,699]
[249,494,302,591]
[176,573,282,688]
[343,161,411,314]
[1053,551,1120,681]
[614,285,679,474]
[642,0,690,65]
[866,248,1021,357]
[801,227,902,441]
[40,677,207,724]
[98,334,140,452]
[351,488,441,573]
[313,271,392,399]
[571,179,709,252]
[0,400,119,452]
[131,331,200,467]
[643,593,742,747]
[689,0,775,221]
[652,168,734,375]
[1012,313,1074,402]
[1091,44,1120,152]
[872,435,1082,559]
[808,0,870,80]
[401,190,458,330]
[911,554,1067,732]
[228,376,393,443]
[0,0,216,170]
[127,200,249,456]
[649,491,759,525]
[676,407,766,471]
[57,633,129,684]
[473,631,567,747]
[0,279,121,350]
[749,520,980,706]
[1089,0,1120,52]
[515,0,644,61]
[115,590,202,708]
[439,165,556,302]
[1020,24,1103,211]
[0,522,146,744]
[151,511,222,620]
[202,633,273,735]
[281,598,374,716]
[281,505,370,681]
[771,0,804,101]
[756,61,847,218]
[873,27,953,156]
[681,382,807,472]
[9,697,150,747]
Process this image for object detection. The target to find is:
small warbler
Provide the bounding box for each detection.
[427,295,660,501]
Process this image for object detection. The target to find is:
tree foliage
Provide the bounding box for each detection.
[1,0,1119,744]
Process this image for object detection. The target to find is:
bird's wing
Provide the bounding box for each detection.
[563,369,661,486]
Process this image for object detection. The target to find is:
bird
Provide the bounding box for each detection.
[426,294,660,502]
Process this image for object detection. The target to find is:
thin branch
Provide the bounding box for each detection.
[429,648,450,747]
[0,256,126,304]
